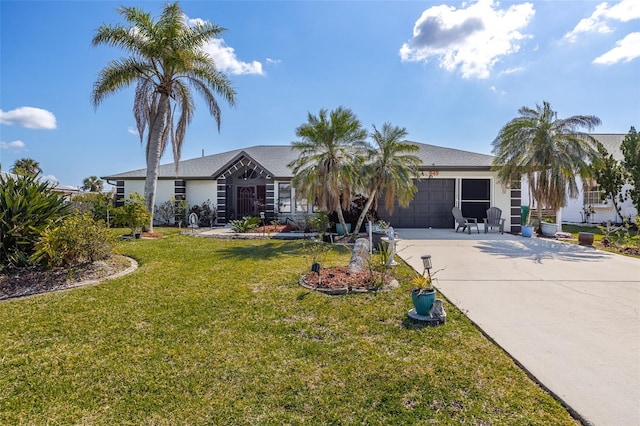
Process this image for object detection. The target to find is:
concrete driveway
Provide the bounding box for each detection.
[395,229,640,426]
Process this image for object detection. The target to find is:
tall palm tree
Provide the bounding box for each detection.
[288,107,368,237]
[82,176,104,192]
[492,101,601,229]
[91,2,236,231]
[352,123,421,238]
[11,158,41,177]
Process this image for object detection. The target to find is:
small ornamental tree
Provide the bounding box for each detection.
[591,142,627,220]
[621,126,640,214]
[114,193,151,236]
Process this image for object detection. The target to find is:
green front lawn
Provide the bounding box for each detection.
[0,229,577,424]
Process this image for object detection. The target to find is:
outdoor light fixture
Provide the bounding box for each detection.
[421,255,432,278]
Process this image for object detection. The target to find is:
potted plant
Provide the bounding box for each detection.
[370,220,389,249]
[521,206,535,238]
[540,217,558,237]
[410,274,436,316]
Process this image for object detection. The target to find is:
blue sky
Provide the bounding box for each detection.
[1,0,639,188]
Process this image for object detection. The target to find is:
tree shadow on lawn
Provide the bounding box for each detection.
[214,240,350,262]
[473,238,613,264]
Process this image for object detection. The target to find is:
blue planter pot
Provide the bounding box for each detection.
[411,289,436,316]
[521,225,534,238]
[336,223,351,236]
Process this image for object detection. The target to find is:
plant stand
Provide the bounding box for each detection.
[381,237,401,266]
[408,308,446,325]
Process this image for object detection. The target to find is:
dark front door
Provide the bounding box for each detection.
[378,179,455,228]
[237,186,256,217]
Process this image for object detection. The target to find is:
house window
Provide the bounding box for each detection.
[295,197,308,213]
[278,183,292,213]
[583,180,605,205]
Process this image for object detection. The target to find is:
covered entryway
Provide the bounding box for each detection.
[378,179,455,228]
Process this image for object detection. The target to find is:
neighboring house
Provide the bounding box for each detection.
[101,143,522,232]
[1,171,79,202]
[520,134,637,225]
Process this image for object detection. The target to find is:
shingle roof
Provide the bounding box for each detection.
[101,142,496,180]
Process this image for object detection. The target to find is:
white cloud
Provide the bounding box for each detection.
[43,174,58,184]
[266,58,281,65]
[203,38,263,75]
[128,127,138,135]
[564,0,640,43]
[399,0,535,79]
[185,16,263,76]
[0,140,26,151]
[593,32,640,64]
[498,66,524,75]
[489,86,507,95]
[0,107,57,129]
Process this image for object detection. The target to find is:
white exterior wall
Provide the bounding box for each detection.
[124,180,145,199]
[155,180,174,206]
[186,180,217,209]
[522,176,638,225]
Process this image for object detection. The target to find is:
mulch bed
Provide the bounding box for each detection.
[0,255,135,301]
[299,266,398,294]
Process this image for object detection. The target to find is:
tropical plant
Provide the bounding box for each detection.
[621,126,640,214]
[0,173,70,270]
[31,213,115,267]
[11,157,42,177]
[352,123,421,238]
[591,141,627,220]
[229,216,260,233]
[81,175,104,192]
[491,101,601,230]
[91,2,236,232]
[288,107,368,237]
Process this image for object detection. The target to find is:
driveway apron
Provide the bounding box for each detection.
[395,229,640,426]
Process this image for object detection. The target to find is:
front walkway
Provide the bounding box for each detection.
[394,228,640,426]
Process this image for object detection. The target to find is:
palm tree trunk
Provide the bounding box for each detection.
[335,205,349,237]
[143,94,170,233]
[351,190,377,242]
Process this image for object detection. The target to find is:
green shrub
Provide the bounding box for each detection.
[188,200,217,227]
[229,216,260,233]
[31,213,116,267]
[0,173,70,270]
[155,198,189,226]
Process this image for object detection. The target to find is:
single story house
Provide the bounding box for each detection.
[520,134,637,225]
[101,142,523,233]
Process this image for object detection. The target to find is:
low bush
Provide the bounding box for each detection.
[31,213,116,267]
